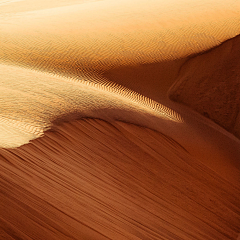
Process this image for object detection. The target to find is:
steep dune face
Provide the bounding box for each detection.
[0,119,239,240]
[169,35,240,138]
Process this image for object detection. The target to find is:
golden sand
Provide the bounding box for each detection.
[0,0,240,239]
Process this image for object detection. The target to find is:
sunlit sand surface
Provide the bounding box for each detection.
[0,0,240,239]
[0,63,183,148]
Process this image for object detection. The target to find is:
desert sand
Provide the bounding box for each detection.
[0,0,240,239]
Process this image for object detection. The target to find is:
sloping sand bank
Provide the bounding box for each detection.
[0,119,239,240]
[169,34,240,138]
[1,0,240,239]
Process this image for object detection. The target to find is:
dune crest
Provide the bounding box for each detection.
[1,0,240,147]
[0,63,183,148]
[1,0,240,239]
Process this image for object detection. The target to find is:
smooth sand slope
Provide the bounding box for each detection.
[0,0,240,239]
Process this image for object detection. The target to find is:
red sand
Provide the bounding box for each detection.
[0,119,239,239]
[0,0,240,239]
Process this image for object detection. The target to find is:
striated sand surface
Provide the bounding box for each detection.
[0,119,240,240]
[0,0,240,239]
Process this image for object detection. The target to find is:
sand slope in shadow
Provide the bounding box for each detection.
[169,35,240,138]
[0,118,239,240]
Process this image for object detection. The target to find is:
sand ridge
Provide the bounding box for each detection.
[1,0,240,147]
[0,62,184,148]
[0,0,240,239]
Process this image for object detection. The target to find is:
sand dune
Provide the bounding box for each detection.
[1,0,240,239]
[0,119,240,239]
[0,62,184,148]
[1,0,240,76]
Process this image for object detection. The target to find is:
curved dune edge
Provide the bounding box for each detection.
[2,33,240,148]
[0,1,240,238]
[0,62,184,148]
[0,118,239,240]
[168,34,240,138]
[1,0,240,148]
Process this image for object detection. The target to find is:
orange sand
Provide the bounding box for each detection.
[0,0,240,239]
[0,119,240,239]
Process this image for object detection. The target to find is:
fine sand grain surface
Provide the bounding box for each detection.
[0,0,240,239]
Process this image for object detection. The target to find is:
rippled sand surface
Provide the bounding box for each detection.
[0,0,240,239]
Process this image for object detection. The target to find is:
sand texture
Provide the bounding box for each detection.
[0,0,240,239]
[0,119,240,240]
[169,35,240,138]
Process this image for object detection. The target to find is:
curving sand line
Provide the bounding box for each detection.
[1,62,239,186]
[0,0,239,185]
[0,63,183,148]
[1,60,240,186]
[0,1,240,239]
[1,0,240,148]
